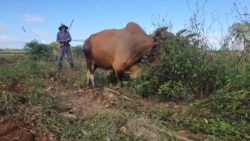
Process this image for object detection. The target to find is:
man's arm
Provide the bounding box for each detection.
[57,32,61,42]
[67,32,72,42]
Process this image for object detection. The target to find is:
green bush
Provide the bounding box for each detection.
[224,63,250,91]
[71,45,83,57]
[157,80,189,101]
[24,40,54,61]
[134,38,238,102]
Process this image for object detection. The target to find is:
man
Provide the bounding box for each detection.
[57,23,76,71]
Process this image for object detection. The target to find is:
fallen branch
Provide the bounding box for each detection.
[157,129,193,141]
[104,87,133,102]
[121,95,133,102]
[104,87,120,95]
[166,131,193,141]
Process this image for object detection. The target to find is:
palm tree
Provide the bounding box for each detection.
[229,22,250,72]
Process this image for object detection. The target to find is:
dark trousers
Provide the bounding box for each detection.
[57,45,73,64]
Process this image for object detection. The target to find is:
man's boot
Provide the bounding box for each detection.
[57,63,62,70]
[70,63,76,71]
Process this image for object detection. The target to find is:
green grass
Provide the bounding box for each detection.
[0,52,250,141]
[0,49,26,54]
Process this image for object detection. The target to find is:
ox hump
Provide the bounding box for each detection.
[125,22,147,35]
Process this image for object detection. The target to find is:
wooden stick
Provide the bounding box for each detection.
[157,128,193,141]
[166,131,193,141]
[104,87,120,95]
[104,87,133,102]
[121,95,133,102]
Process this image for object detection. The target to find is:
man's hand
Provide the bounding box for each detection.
[59,40,65,44]
[66,39,71,42]
[60,39,70,43]
[59,39,70,46]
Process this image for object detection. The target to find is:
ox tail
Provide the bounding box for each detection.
[83,37,92,59]
[83,36,96,87]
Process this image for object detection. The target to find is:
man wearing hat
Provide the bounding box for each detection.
[56,23,76,71]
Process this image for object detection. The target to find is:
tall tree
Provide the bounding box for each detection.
[229,22,250,72]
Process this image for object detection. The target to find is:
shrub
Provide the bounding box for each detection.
[133,38,237,102]
[71,45,83,57]
[24,40,53,61]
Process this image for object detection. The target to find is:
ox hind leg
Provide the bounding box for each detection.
[113,69,122,85]
[86,60,97,87]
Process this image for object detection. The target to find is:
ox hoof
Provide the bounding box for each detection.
[86,85,94,89]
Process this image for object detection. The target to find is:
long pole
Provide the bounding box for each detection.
[68,19,74,31]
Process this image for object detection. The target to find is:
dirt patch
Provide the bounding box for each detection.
[126,117,158,141]
[40,70,83,82]
[0,118,56,141]
[0,77,28,94]
[56,88,120,118]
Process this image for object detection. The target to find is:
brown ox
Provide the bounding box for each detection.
[83,22,167,87]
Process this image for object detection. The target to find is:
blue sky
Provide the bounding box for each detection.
[0,0,249,49]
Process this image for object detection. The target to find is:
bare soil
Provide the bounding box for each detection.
[0,118,56,141]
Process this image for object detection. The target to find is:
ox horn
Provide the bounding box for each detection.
[157,27,168,32]
[176,29,187,37]
[185,33,198,39]
[153,27,168,37]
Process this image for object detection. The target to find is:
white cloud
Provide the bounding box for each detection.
[0,22,7,33]
[40,40,49,44]
[0,22,6,27]
[0,35,25,49]
[33,29,50,37]
[24,14,45,22]
[0,35,23,43]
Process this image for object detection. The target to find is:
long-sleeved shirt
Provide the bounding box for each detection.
[57,31,72,46]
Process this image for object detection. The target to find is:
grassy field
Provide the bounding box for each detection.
[0,49,249,141]
[0,49,26,54]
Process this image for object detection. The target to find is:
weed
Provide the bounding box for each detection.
[0,92,25,115]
